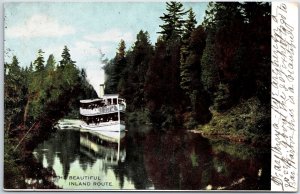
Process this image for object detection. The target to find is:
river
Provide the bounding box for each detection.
[33,123,271,190]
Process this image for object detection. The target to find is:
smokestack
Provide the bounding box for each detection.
[99,84,105,98]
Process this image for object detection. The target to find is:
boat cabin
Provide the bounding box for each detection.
[80,94,126,109]
[102,94,119,105]
[102,94,126,106]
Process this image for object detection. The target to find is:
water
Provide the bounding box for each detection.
[33,125,271,190]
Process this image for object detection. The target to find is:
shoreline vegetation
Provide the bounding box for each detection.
[104,2,271,145]
[191,97,271,147]
[4,2,271,189]
[4,47,97,189]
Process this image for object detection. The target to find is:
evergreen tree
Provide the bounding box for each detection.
[182,8,197,41]
[121,30,153,110]
[116,40,127,81]
[117,40,126,59]
[239,2,271,104]
[158,1,186,40]
[4,56,26,131]
[33,49,45,72]
[180,26,206,95]
[59,46,75,67]
[45,54,56,71]
[28,62,33,73]
[201,2,271,113]
[179,46,191,95]
[200,32,219,95]
[180,25,209,125]
[104,40,127,94]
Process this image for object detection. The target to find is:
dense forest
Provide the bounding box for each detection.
[4,46,97,188]
[104,1,271,142]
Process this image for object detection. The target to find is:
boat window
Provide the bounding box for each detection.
[113,98,117,105]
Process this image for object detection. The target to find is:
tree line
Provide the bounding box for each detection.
[103,2,271,130]
[5,46,96,133]
[4,46,97,188]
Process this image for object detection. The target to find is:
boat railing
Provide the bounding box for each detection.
[80,104,125,115]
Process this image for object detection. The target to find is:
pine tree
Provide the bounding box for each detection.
[116,40,127,93]
[117,40,126,59]
[179,46,191,95]
[158,1,187,40]
[200,33,219,95]
[180,26,206,95]
[104,40,127,94]
[33,49,45,72]
[60,46,75,67]
[46,54,56,71]
[122,30,153,110]
[28,62,33,73]
[4,56,26,131]
[182,8,197,41]
[179,8,198,96]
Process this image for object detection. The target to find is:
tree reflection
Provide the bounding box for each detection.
[143,130,213,190]
[35,130,80,179]
[34,128,270,190]
[111,130,153,189]
[142,130,270,190]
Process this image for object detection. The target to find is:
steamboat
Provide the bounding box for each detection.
[80,87,126,132]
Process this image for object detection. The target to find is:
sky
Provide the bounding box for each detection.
[4,2,208,96]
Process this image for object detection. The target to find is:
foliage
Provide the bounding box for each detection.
[202,2,271,105]
[104,40,127,94]
[199,97,271,146]
[200,32,218,95]
[59,46,76,67]
[4,46,96,188]
[158,1,186,40]
[24,47,96,122]
[182,8,197,41]
[4,56,27,133]
[4,134,26,189]
[212,83,232,112]
[121,31,154,111]
[180,25,209,124]
[102,2,270,131]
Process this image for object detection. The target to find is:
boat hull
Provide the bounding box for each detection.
[80,122,125,132]
[80,130,126,144]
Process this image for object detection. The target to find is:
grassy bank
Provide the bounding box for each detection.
[194,97,270,147]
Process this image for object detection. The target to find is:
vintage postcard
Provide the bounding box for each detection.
[3,1,298,191]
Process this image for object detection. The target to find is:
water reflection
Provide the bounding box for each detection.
[143,131,212,190]
[34,126,270,190]
[34,129,139,189]
[80,130,126,164]
[143,131,270,190]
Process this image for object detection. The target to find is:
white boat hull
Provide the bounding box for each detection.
[80,130,126,143]
[80,122,125,132]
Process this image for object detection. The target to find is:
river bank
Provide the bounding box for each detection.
[189,130,270,147]
[191,97,271,147]
[4,121,60,189]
